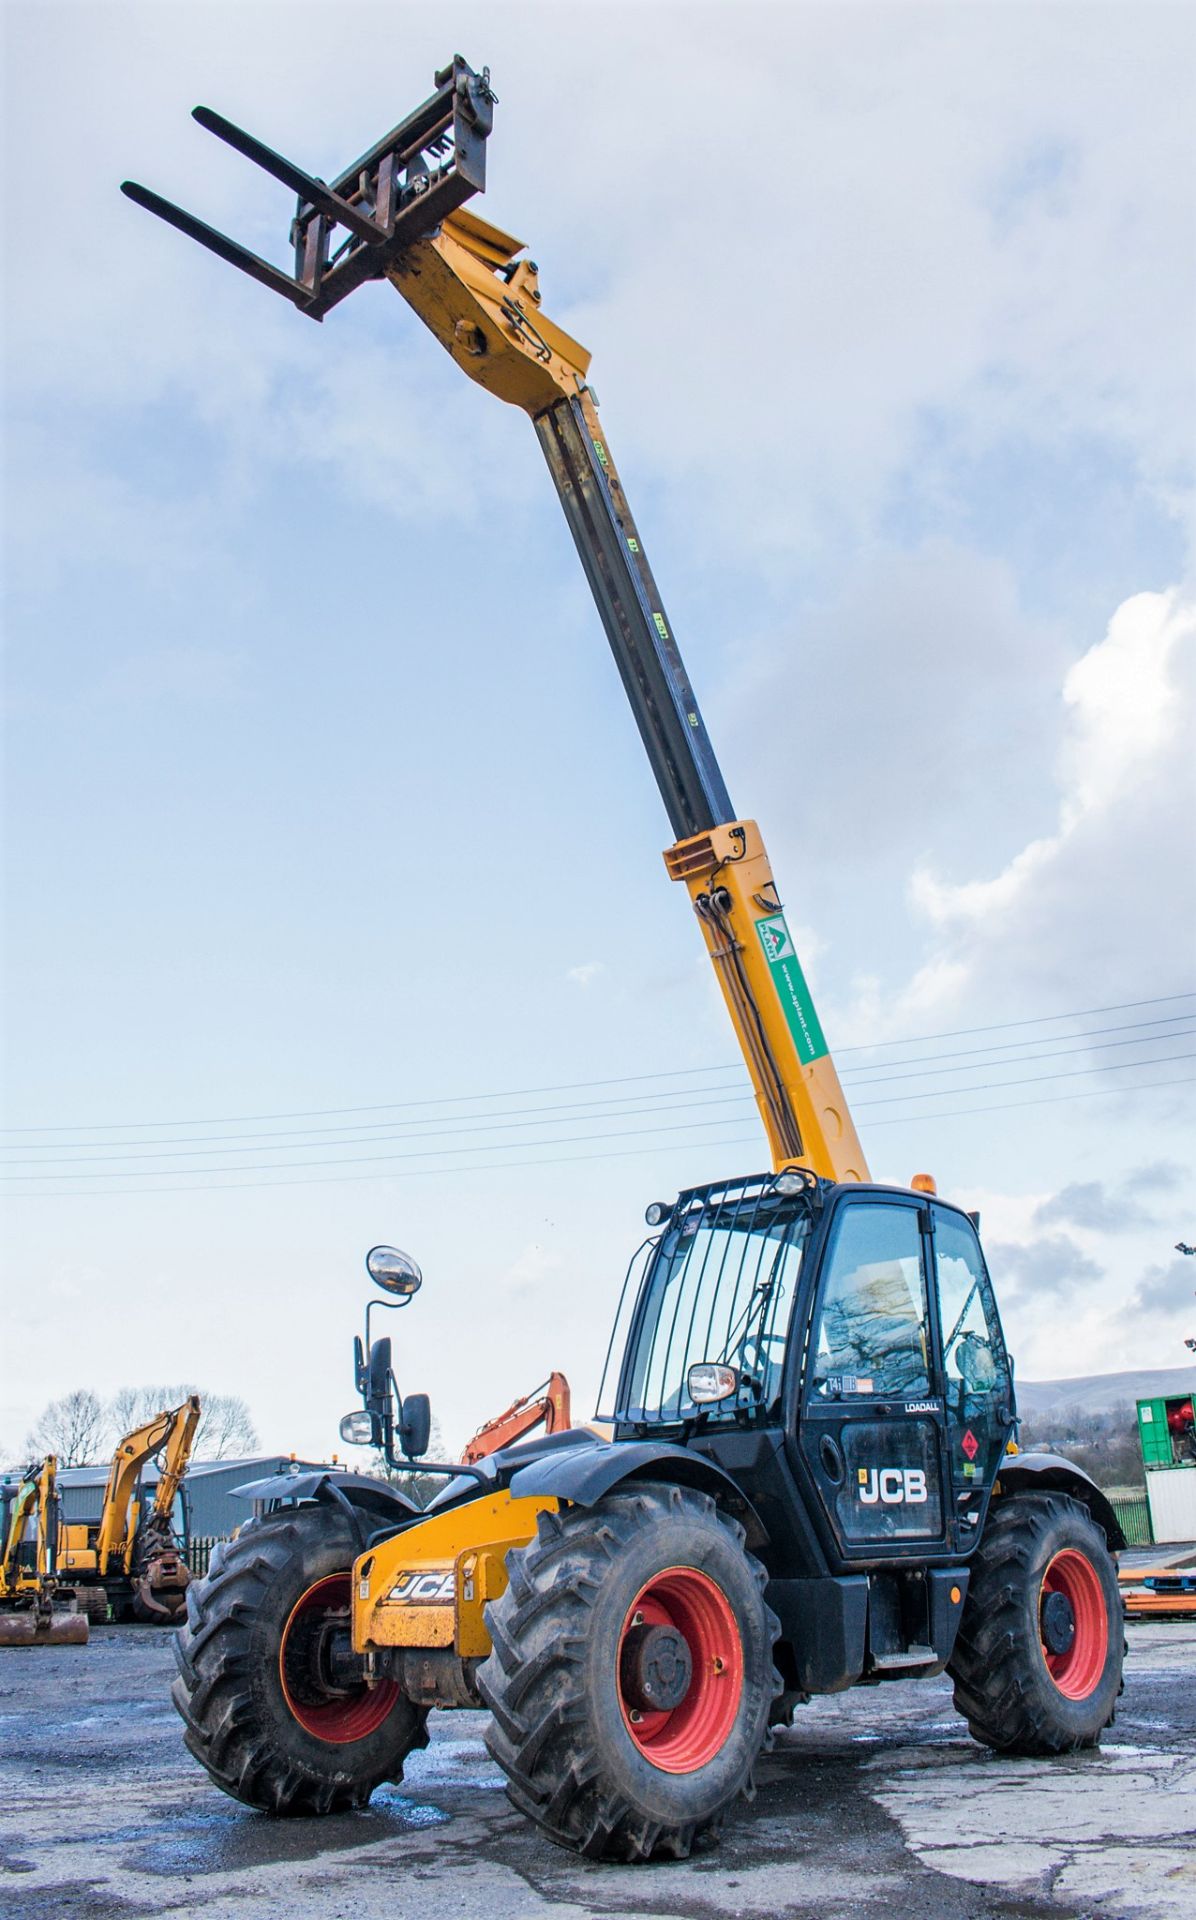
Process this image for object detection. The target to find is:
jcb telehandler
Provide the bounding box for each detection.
[125,59,1125,1860]
[0,1457,88,1646]
[58,1397,200,1623]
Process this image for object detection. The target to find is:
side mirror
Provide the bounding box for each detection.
[399,1392,431,1460]
[366,1245,422,1297]
[339,1410,375,1446]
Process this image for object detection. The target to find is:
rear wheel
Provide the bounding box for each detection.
[948,1491,1123,1753]
[172,1504,427,1813]
[479,1482,780,1861]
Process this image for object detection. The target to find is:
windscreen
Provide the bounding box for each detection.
[611,1190,810,1426]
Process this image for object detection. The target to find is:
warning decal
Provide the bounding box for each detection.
[753,914,828,1065]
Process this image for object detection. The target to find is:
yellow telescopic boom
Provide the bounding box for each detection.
[121,59,869,1184]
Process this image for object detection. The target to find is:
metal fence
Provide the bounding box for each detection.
[1108,1493,1152,1546]
[186,1536,220,1578]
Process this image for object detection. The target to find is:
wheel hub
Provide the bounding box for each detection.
[1041,1586,1076,1656]
[279,1573,399,1741]
[620,1622,693,1712]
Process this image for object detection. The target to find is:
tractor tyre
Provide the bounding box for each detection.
[172,1504,428,1814]
[948,1491,1123,1754]
[478,1481,780,1861]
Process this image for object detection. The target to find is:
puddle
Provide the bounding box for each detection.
[119,1791,453,1877]
[366,1788,452,1825]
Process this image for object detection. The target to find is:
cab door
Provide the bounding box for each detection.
[797,1194,948,1559]
[929,1204,1014,1548]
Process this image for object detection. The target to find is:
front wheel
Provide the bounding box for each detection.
[172,1504,428,1814]
[948,1490,1123,1754]
[479,1482,780,1861]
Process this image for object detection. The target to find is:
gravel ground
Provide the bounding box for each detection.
[1,1617,1193,1920]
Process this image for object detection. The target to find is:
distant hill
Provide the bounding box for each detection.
[1016,1367,1195,1416]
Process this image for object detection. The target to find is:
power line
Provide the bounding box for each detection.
[0,1088,757,1166]
[854,1048,1196,1108]
[865,1072,1196,1130]
[5,1023,1194,1168]
[6,1049,1193,1183]
[5,1010,1190,1156]
[9,1072,1193,1200]
[2,990,1192,1136]
[843,1022,1194,1090]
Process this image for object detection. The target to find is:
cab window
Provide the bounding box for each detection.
[809,1202,930,1398]
[934,1210,1007,1411]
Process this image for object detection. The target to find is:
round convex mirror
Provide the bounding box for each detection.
[365,1245,423,1297]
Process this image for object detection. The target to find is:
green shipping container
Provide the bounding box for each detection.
[1139,1396,1179,1469]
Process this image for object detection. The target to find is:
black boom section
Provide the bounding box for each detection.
[535,396,734,841]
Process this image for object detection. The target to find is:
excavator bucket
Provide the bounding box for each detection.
[0,1605,88,1647]
[132,1550,189,1623]
[120,56,495,321]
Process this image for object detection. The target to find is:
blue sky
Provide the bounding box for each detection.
[3,2,1195,1459]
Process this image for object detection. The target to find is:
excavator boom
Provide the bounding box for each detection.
[462,1373,572,1464]
[57,1397,200,1625]
[0,1458,87,1646]
[94,1396,201,1572]
[122,58,869,1184]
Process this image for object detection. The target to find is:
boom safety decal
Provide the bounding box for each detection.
[754,914,829,1064]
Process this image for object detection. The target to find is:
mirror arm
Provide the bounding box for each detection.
[365,1291,411,1353]
[401,1462,489,1488]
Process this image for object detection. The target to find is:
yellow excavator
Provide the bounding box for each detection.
[127,59,1126,1861]
[0,1456,88,1646]
[58,1397,201,1624]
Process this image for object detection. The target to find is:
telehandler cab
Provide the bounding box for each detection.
[126,58,1125,1860]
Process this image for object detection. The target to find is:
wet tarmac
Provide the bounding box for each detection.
[1,1619,1193,1918]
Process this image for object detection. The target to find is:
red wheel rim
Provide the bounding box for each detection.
[279,1573,399,1743]
[1040,1549,1108,1700]
[617,1565,743,1773]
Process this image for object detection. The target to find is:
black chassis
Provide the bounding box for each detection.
[237,1180,1123,1698]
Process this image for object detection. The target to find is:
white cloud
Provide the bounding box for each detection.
[853,586,1196,1037]
[566,962,604,989]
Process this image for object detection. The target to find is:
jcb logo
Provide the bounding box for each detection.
[858,1467,928,1506]
[388,1569,455,1604]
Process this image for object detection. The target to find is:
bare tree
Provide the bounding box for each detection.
[194,1394,258,1460]
[25,1388,108,1466]
[26,1383,262,1474]
[105,1384,258,1459]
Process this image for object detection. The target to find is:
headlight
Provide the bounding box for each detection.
[687,1363,739,1405]
[644,1200,671,1227]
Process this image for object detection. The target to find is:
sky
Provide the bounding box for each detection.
[3,1,1195,1464]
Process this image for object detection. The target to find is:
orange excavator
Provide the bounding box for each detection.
[462,1373,571,1464]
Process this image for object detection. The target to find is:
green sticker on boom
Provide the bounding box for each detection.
[754,914,828,1064]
